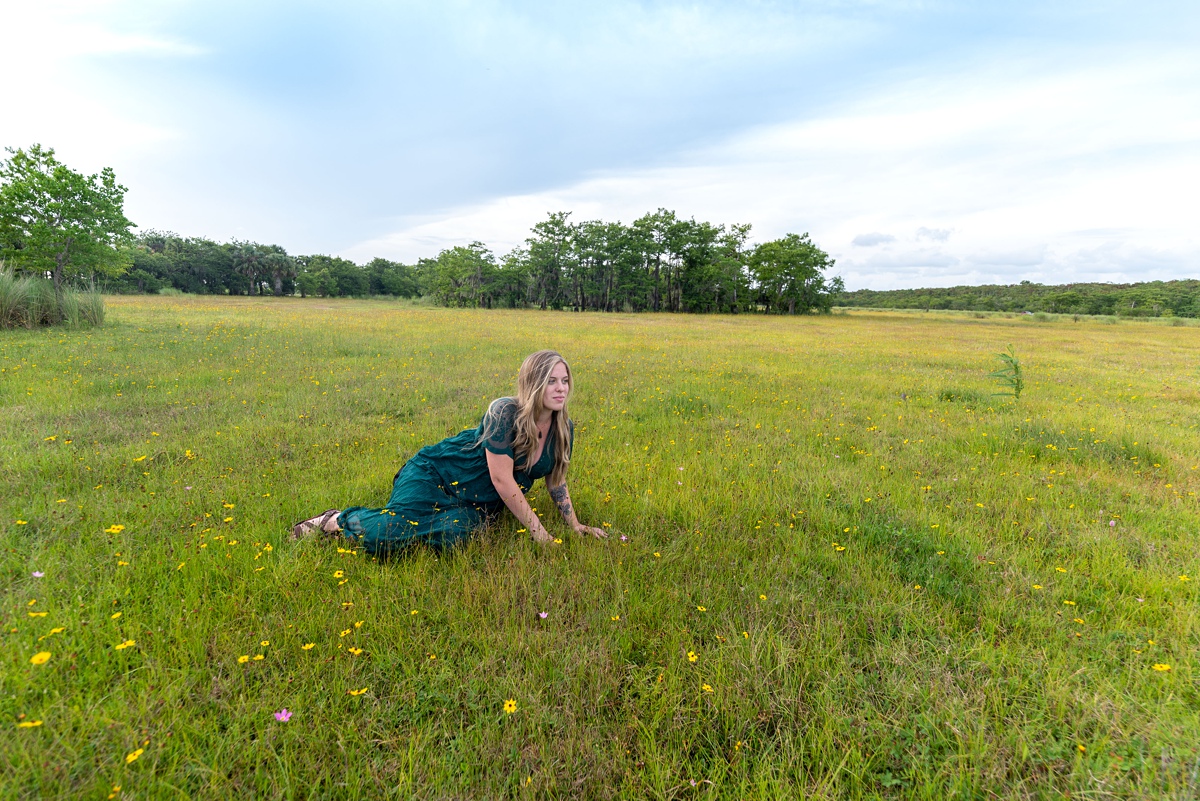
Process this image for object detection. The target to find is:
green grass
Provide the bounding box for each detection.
[2,296,1198,798]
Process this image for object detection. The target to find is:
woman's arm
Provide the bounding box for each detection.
[486,450,554,543]
[549,482,607,539]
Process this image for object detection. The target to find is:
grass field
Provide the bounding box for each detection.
[3,295,1198,799]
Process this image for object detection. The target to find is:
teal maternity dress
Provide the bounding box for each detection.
[336,398,573,555]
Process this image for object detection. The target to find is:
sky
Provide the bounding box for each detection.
[1,0,1197,289]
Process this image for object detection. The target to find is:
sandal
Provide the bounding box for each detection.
[291,509,342,540]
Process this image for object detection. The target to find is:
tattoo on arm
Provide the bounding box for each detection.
[549,483,573,522]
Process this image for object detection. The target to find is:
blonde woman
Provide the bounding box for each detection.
[293,350,607,553]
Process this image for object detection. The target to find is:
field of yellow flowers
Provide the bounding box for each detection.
[3,295,1197,798]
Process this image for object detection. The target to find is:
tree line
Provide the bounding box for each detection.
[837,280,1200,318]
[110,210,843,315]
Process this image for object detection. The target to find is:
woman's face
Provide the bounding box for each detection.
[541,361,570,412]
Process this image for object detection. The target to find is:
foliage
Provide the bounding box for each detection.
[0,144,134,291]
[3,298,1197,796]
[749,232,844,314]
[101,210,840,315]
[422,242,497,307]
[838,279,1200,318]
[987,345,1024,401]
[414,210,836,314]
[0,266,104,328]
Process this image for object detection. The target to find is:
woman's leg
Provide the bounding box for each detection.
[337,460,488,556]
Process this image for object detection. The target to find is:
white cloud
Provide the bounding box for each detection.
[0,1,197,171]
[345,47,1200,289]
[852,233,897,247]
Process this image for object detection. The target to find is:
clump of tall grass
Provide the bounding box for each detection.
[0,267,105,329]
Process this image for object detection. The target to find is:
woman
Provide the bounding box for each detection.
[293,350,607,553]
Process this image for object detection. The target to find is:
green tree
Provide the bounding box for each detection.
[526,212,574,310]
[296,255,367,297]
[0,144,135,291]
[750,232,841,314]
[427,243,497,307]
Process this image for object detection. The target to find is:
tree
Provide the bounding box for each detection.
[264,250,297,297]
[296,255,367,297]
[750,233,842,314]
[427,243,497,307]
[0,144,135,290]
[526,212,574,310]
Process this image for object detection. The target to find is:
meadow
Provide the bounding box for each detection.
[2,295,1197,799]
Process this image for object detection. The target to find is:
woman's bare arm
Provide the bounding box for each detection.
[548,482,606,539]
[486,450,554,543]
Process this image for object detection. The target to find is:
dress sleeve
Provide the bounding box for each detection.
[483,400,517,458]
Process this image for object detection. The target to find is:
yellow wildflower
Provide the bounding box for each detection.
[687,651,698,662]
[348,687,368,696]
[125,748,144,764]
[29,652,51,665]
[504,699,517,714]
[237,655,249,664]
[17,720,43,728]
[301,643,315,650]
[1152,664,1171,672]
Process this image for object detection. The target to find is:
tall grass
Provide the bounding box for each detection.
[0,267,106,329]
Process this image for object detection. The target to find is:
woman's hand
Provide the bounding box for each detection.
[531,527,557,544]
[573,523,607,539]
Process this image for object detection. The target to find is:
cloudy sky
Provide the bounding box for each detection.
[2,0,1197,289]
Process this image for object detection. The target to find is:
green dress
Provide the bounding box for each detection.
[337,398,573,554]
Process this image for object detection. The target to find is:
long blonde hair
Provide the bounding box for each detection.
[477,350,573,487]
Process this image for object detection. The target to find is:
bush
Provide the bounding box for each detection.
[0,267,106,329]
[939,387,989,406]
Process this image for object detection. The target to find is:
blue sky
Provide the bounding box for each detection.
[2,0,1197,289]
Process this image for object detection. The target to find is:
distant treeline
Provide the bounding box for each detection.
[109,210,844,314]
[836,280,1200,318]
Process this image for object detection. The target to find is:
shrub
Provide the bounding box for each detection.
[939,387,988,406]
[0,267,106,329]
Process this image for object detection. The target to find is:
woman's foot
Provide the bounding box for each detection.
[291,509,342,540]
